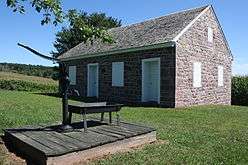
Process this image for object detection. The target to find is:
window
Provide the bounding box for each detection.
[208,27,213,43]
[69,66,76,85]
[193,62,202,87]
[218,65,224,86]
[112,62,124,86]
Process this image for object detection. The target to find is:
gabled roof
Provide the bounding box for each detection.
[59,5,209,60]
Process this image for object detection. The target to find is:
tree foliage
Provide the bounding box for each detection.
[232,76,248,106]
[6,0,63,25]
[52,10,121,57]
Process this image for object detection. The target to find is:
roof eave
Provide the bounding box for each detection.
[210,6,233,60]
[60,41,176,62]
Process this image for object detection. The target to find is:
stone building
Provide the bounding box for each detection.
[58,5,232,107]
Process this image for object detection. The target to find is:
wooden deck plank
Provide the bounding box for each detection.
[101,125,139,136]
[44,131,91,150]
[65,130,117,147]
[97,127,134,137]
[38,132,82,151]
[4,121,156,160]
[22,131,72,155]
[5,131,54,155]
[46,131,156,165]
[90,127,125,139]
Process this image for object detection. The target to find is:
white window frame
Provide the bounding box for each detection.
[68,66,76,85]
[218,65,224,87]
[208,27,213,43]
[112,62,124,87]
[193,62,202,88]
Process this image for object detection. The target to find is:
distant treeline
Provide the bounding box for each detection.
[0,63,59,80]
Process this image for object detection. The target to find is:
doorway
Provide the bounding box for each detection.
[87,63,99,97]
[142,58,160,103]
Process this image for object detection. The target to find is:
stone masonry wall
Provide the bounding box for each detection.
[175,7,232,107]
[65,47,176,107]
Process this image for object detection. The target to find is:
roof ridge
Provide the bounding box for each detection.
[109,5,210,32]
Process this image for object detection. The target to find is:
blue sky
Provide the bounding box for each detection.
[0,0,247,75]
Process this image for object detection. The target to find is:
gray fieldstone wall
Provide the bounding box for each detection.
[64,7,232,108]
[65,47,176,107]
[175,7,232,107]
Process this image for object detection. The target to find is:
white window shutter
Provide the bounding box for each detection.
[112,62,124,87]
[193,62,202,88]
[208,27,213,43]
[218,65,224,86]
[69,66,76,85]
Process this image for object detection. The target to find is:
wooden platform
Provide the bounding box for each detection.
[4,120,156,165]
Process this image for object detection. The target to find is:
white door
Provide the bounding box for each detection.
[87,63,98,97]
[142,58,160,103]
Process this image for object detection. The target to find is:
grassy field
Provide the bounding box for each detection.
[0,72,58,92]
[0,91,248,164]
[0,72,57,85]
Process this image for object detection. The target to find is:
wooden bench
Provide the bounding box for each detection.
[68,102,123,132]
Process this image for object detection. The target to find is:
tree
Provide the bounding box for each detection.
[52,10,121,57]
[6,0,121,56]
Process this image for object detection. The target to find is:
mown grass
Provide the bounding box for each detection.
[0,90,248,164]
[93,106,248,164]
[0,90,61,131]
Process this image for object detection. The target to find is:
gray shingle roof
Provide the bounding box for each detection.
[59,6,208,60]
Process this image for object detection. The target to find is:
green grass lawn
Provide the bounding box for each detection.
[1,90,248,164]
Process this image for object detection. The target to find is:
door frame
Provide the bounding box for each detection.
[141,57,160,103]
[87,63,99,97]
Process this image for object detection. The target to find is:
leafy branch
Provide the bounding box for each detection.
[6,0,63,25]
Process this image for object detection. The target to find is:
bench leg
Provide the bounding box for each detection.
[83,112,87,132]
[101,112,104,122]
[109,112,112,124]
[116,112,120,126]
[68,112,72,124]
